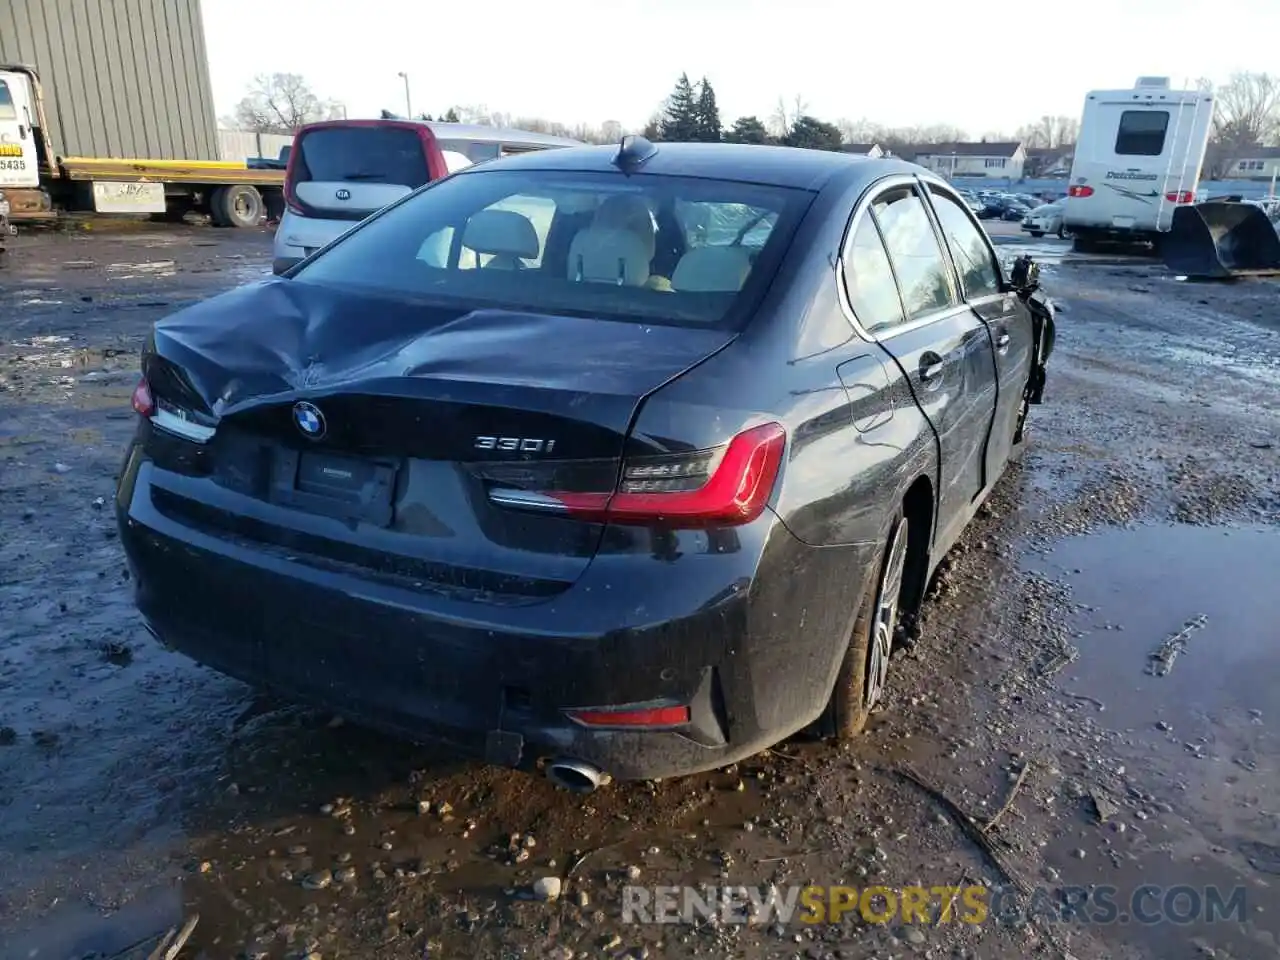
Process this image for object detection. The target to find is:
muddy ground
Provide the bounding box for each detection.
[0,223,1278,960]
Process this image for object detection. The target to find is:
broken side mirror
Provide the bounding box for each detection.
[1007,254,1040,296]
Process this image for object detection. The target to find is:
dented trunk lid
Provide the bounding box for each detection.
[140,279,733,600]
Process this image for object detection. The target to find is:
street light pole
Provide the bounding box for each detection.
[397,71,411,118]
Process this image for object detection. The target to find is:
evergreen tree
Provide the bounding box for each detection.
[443,107,461,123]
[782,115,844,151]
[694,77,722,142]
[658,74,699,142]
[725,115,772,144]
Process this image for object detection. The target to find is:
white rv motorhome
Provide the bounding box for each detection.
[1062,77,1214,246]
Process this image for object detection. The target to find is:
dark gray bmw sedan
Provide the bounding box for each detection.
[117,138,1054,791]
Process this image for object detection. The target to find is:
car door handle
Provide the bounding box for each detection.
[996,332,1011,354]
[919,353,945,386]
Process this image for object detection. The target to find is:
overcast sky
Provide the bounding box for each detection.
[203,0,1279,134]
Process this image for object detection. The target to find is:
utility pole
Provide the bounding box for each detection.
[397,71,411,118]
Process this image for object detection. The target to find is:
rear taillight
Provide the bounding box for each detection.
[1165,191,1194,204]
[484,422,787,527]
[131,377,154,416]
[1068,185,1094,198]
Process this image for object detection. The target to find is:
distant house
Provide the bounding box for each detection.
[1230,146,1280,180]
[840,142,884,158]
[894,141,1027,179]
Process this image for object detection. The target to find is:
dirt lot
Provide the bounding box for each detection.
[1,224,1278,960]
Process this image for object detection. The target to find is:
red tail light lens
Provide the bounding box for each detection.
[131,377,154,417]
[1165,191,1194,204]
[484,422,787,527]
[568,704,691,727]
[1068,185,1095,198]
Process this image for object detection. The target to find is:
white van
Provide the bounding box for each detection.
[1062,78,1214,245]
[272,120,581,274]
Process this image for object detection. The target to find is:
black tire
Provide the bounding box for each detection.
[150,200,193,224]
[1072,233,1101,254]
[826,513,910,739]
[1056,224,1066,240]
[210,185,264,228]
[1010,395,1031,462]
[264,190,285,223]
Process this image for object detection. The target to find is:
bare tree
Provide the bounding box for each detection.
[836,118,883,144]
[233,73,337,133]
[1015,115,1079,149]
[1211,72,1280,171]
[770,94,809,138]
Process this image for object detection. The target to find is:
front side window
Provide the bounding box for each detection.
[0,80,16,121]
[292,169,810,328]
[928,188,1001,299]
[871,187,955,320]
[1115,110,1169,156]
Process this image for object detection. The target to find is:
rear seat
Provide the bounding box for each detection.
[671,246,752,292]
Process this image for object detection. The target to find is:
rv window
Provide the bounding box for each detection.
[0,80,16,121]
[1115,110,1169,157]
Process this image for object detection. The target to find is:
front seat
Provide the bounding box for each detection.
[461,209,540,270]
[567,194,657,286]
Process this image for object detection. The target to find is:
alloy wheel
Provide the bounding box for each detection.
[865,517,908,710]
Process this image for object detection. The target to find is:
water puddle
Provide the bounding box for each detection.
[107,260,177,280]
[1034,524,1280,730]
[1025,524,1280,958]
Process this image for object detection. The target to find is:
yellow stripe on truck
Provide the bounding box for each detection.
[60,157,250,170]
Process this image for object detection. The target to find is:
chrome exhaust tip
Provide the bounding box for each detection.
[544,757,607,794]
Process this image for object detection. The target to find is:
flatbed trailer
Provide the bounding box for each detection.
[0,64,284,232]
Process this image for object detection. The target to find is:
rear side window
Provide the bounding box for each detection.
[292,168,810,329]
[0,80,15,121]
[1115,110,1169,156]
[842,216,903,332]
[928,189,1001,299]
[871,187,955,320]
[437,139,501,164]
[294,126,430,188]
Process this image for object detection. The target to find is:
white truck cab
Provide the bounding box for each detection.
[1063,77,1213,246]
[0,68,41,189]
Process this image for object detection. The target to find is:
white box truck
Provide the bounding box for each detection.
[1062,77,1214,249]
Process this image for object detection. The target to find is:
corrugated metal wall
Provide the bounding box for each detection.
[0,0,219,160]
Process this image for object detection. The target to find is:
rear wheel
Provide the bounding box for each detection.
[827,514,910,739]
[210,185,264,228]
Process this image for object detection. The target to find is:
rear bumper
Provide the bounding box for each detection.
[117,445,875,780]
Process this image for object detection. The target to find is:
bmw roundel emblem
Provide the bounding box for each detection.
[293,401,326,439]
[335,188,351,201]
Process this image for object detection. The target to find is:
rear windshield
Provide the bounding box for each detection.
[294,126,430,188]
[1115,110,1169,156]
[290,168,811,328]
